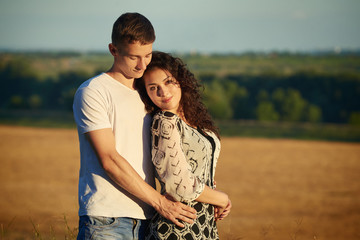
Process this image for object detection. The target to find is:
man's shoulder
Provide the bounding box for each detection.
[73,73,107,102]
[79,73,107,89]
[76,73,113,96]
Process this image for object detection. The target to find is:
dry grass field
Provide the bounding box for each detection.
[0,125,359,240]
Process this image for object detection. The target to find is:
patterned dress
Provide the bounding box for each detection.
[145,111,221,240]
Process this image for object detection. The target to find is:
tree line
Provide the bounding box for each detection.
[201,72,360,124]
[1,57,360,125]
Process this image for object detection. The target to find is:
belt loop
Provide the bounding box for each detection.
[132,218,138,238]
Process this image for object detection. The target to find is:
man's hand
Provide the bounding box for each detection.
[154,194,197,228]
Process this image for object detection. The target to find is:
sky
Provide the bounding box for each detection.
[0,0,360,54]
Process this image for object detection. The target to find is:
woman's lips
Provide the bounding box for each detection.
[162,96,172,103]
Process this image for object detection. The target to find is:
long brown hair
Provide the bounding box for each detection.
[135,51,219,138]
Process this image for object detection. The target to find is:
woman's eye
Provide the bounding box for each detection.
[166,78,176,85]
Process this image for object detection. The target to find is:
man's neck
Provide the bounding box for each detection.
[106,70,135,90]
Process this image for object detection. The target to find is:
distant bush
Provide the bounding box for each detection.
[199,71,360,124]
[349,112,360,125]
[1,52,360,124]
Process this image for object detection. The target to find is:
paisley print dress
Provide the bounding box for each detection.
[145,111,221,240]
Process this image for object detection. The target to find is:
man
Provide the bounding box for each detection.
[73,12,196,239]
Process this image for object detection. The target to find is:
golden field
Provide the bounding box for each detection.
[0,125,359,240]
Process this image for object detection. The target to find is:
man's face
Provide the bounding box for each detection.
[112,41,153,79]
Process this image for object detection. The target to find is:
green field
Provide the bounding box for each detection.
[1,110,359,142]
[1,51,360,142]
[2,51,360,79]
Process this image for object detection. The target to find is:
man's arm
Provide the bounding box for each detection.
[86,128,196,227]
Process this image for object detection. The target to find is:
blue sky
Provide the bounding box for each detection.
[0,0,359,53]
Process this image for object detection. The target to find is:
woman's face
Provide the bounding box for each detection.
[143,68,182,114]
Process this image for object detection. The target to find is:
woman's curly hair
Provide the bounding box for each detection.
[135,51,219,138]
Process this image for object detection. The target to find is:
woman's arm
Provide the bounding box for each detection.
[152,113,229,211]
[196,185,231,220]
[196,185,228,208]
[152,114,207,202]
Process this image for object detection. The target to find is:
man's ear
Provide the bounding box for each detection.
[108,43,118,56]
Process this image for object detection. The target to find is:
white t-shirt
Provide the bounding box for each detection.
[73,73,155,219]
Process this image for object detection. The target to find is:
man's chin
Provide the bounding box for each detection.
[123,71,144,79]
[133,71,145,78]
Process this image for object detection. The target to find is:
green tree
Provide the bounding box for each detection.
[304,104,322,123]
[255,101,280,122]
[271,88,285,112]
[29,94,43,109]
[349,112,360,125]
[9,95,25,109]
[0,59,38,109]
[257,89,269,102]
[231,86,249,119]
[280,89,307,122]
[203,80,233,119]
[221,81,250,119]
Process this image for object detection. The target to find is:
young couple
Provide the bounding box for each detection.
[73,12,231,240]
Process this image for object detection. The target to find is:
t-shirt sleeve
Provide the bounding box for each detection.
[151,112,205,202]
[73,86,112,134]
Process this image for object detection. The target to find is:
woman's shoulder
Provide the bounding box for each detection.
[152,111,183,134]
[153,111,180,121]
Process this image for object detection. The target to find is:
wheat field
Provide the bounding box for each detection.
[0,125,359,240]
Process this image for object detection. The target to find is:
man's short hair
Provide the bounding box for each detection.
[111,12,155,48]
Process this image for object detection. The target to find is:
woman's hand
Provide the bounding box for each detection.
[215,198,232,221]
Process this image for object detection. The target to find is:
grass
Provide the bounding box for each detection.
[0,110,76,129]
[0,216,320,240]
[1,217,16,239]
[1,216,77,240]
[217,120,360,142]
[1,125,359,239]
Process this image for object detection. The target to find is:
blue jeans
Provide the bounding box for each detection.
[77,215,149,240]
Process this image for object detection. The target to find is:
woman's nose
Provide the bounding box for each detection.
[157,87,168,97]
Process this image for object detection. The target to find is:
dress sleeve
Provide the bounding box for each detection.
[151,112,205,202]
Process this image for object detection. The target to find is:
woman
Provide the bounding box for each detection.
[136,51,231,240]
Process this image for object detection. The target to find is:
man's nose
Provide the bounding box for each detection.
[137,58,147,70]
